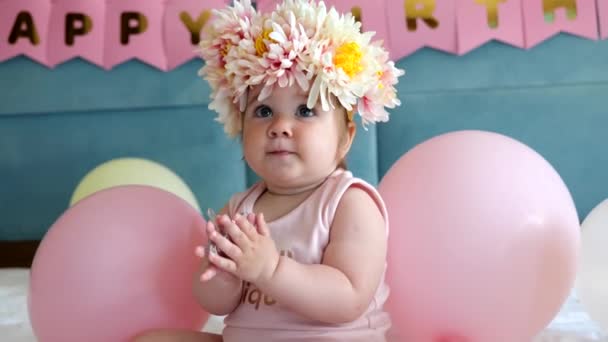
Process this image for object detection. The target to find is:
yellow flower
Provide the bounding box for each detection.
[334,42,363,78]
[221,43,231,57]
[255,27,274,56]
[377,70,384,89]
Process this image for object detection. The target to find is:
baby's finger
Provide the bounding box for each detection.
[256,213,271,236]
[218,215,250,249]
[208,251,238,275]
[234,213,258,242]
[200,266,217,282]
[194,246,206,258]
[206,220,218,236]
[210,229,243,260]
[246,212,256,225]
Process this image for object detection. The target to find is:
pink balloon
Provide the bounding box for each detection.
[29,185,209,342]
[380,130,580,342]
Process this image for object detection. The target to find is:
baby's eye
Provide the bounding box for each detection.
[254,105,273,118]
[296,105,315,118]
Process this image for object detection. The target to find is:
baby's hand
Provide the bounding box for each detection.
[207,212,280,286]
[194,219,237,283]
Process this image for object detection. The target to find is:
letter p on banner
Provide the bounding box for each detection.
[48,0,106,68]
[104,0,167,70]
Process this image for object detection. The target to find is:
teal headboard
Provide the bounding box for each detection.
[1,34,607,241]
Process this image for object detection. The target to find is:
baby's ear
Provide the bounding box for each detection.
[340,120,357,156]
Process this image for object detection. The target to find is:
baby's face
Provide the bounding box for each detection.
[241,84,347,191]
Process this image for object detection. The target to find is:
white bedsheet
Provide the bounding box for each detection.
[1,268,605,341]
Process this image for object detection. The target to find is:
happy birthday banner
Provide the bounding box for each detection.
[0,0,606,71]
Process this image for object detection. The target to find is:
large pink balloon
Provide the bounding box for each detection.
[29,185,209,342]
[380,130,580,342]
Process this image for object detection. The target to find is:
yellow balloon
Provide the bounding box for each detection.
[70,157,200,212]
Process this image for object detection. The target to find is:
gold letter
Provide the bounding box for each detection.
[474,0,506,28]
[179,10,211,45]
[8,11,39,45]
[404,0,439,31]
[120,12,148,45]
[351,6,362,27]
[65,13,93,46]
[543,0,577,23]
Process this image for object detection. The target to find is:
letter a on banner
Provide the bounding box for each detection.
[386,0,458,61]
[457,0,525,55]
[164,0,226,71]
[104,0,168,70]
[48,0,106,68]
[523,0,598,48]
[0,0,51,66]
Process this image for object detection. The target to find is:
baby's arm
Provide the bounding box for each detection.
[258,186,388,324]
[192,205,243,316]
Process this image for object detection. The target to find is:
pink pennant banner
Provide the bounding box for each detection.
[104,0,167,70]
[164,0,226,71]
[599,0,608,39]
[48,0,105,68]
[386,0,458,60]
[323,0,391,49]
[523,0,598,48]
[0,0,51,66]
[457,0,525,55]
[256,0,279,13]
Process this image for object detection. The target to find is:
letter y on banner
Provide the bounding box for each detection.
[0,0,51,66]
[164,0,226,71]
[105,0,168,70]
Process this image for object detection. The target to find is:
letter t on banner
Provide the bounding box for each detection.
[164,0,226,71]
[457,0,525,55]
[523,0,598,48]
[0,0,51,66]
[104,0,167,70]
[386,0,458,61]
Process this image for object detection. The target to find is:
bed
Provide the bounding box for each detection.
[0,267,605,341]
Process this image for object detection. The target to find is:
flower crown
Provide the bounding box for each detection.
[197,0,405,137]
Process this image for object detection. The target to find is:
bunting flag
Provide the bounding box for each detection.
[522,0,598,48]
[0,0,51,66]
[324,0,391,49]
[457,0,525,55]
[164,0,226,70]
[0,0,605,70]
[48,0,105,68]
[104,0,167,70]
[599,0,608,39]
[387,0,458,60]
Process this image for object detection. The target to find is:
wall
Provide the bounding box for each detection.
[1,34,607,240]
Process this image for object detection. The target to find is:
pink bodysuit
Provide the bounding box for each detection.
[222,168,391,341]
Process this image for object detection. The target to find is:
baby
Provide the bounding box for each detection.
[134,0,404,341]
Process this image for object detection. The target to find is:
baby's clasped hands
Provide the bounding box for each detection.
[206,213,281,287]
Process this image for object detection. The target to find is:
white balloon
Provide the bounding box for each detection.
[576,198,608,333]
